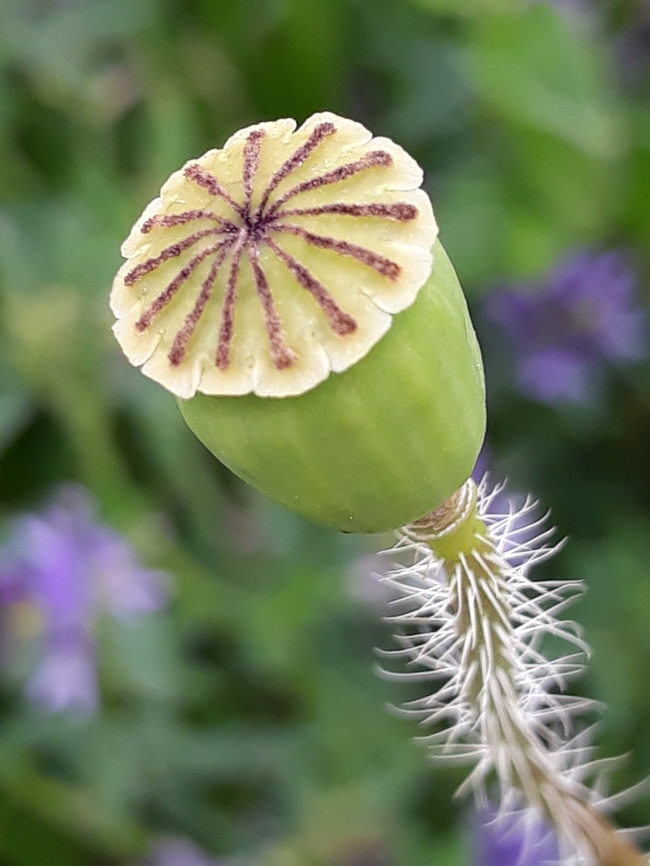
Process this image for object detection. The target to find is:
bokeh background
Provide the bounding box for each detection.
[1,0,650,864]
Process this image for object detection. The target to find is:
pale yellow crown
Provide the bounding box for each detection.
[110,111,437,399]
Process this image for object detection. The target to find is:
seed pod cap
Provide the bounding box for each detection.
[111,112,436,399]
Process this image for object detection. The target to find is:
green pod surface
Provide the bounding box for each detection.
[178,241,485,533]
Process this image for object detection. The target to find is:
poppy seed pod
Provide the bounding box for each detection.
[110,112,485,532]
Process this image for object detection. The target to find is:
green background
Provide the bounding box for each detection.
[0,0,649,863]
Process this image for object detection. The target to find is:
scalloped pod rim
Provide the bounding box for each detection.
[178,241,486,534]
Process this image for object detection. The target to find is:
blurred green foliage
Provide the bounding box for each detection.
[0,0,649,864]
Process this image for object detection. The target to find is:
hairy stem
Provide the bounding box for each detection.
[389,479,645,866]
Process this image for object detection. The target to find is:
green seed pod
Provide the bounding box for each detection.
[111,112,485,533]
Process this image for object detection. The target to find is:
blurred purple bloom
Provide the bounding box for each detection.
[0,485,168,715]
[474,807,559,866]
[485,250,644,404]
[146,836,227,866]
[27,629,98,715]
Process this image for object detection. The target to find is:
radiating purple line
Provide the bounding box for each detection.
[247,242,296,370]
[242,130,265,214]
[265,237,357,336]
[125,227,226,287]
[216,231,247,370]
[266,150,393,217]
[168,242,233,366]
[141,210,237,234]
[184,163,243,216]
[136,239,233,331]
[273,201,418,222]
[256,121,336,217]
[271,223,401,280]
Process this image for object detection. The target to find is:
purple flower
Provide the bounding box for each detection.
[0,485,168,715]
[27,630,98,716]
[145,837,227,866]
[473,807,560,866]
[485,250,644,404]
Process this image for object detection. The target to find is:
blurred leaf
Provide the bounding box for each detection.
[0,0,158,114]
[469,5,625,159]
[624,105,650,247]
[569,519,650,736]
[435,164,510,287]
[0,753,145,862]
[112,372,232,564]
[0,392,33,454]
[0,199,120,298]
[196,0,348,119]
[364,18,473,146]
[240,563,347,672]
[101,615,186,704]
[0,788,92,866]
[0,356,33,453]
[404,0,519,17]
